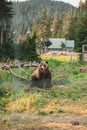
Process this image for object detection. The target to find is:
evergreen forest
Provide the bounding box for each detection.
[0,0,87,61]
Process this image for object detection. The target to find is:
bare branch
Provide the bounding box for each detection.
[0,62,38,81]
[18,65,29,76]
[0,64,29,81]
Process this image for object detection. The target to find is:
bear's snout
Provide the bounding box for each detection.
[41,65,45,71]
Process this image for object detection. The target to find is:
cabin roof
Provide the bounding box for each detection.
[48,38,75,49]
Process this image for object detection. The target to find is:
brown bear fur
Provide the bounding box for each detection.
[29,61,52,88]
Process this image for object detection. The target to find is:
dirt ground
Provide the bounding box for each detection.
[0,113,87,130]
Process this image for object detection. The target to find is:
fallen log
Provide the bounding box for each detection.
[0,63,38,70]
[0,63,38,82]
[0,64,29,81]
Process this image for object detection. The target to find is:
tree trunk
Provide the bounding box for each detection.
[1,31,3,46]
[0,19,4,46]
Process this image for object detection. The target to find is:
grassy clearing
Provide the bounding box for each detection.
[0,59,87,116]
[1,59,87,129]
[1,79,87,115]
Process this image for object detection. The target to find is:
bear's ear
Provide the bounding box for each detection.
[46,61,48,64]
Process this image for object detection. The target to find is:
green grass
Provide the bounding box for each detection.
[0,59,87,115]
[57,109,65,113]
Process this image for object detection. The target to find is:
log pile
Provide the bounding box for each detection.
[0,62,38,70]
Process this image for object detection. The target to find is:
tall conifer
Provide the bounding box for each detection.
[0,0,13,46]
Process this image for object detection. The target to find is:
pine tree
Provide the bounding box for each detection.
[36,9,51,53]
[0,0,13,46]
[18,33,39,61]
[75,1,87,52]
[51,11,59,37]
[62,10,72,37]
[66,9,79,40]
[38,9,51,39]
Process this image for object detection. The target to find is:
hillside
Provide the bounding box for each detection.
[11,0,75,35]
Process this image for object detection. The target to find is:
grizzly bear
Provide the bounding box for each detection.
[29,61,52,88]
